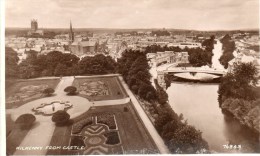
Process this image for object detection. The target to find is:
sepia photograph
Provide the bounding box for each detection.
[2,0,260,155]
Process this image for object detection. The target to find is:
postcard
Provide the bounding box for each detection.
[2,0,260,155]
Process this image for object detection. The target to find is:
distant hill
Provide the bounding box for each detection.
[5,27,259,36]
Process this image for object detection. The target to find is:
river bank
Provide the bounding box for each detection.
[167,82,259,153]
[220,98,260,135]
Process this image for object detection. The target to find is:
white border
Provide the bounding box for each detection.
[0,1,260,156]
[0,0,6,155]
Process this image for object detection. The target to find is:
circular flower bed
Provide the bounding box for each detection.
[32,101,72,115]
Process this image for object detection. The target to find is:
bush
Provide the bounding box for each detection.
[123,107,128,112]
[64,86,77,95]
[104,132,120,145]
[168,125,209,154]
[42,87,55,96]
[15,114,36,130]
[52,110,70,126]
[97,114,116,129]
[70,136,85,148]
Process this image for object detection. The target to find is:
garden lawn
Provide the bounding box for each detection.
[73,76,128,101]
[6,122,32,155]
[47,103,158,155]
[6,114,15,137]
[6,78,60,109]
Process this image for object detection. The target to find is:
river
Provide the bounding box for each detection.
[212,40,224,69]
[149,39,259,153]
[167,82,259,153]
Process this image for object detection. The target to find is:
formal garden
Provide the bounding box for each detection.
[73,76,128,101]
[6,75,158,155]
[69,114,122,154]
[6,79,60,109]
[47,104,159,155]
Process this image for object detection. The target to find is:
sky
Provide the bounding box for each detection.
[5,0,260,30]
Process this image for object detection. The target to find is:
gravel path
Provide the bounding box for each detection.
[12,77,90,155]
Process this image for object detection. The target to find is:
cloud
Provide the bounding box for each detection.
[5,0,259,30]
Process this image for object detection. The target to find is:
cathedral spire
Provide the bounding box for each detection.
[69,20,74,43]
[70,20,73,32]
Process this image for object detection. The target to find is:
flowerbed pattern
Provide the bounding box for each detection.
[78,80,110,96]
[32,101,72,116]
[70,114,123,154]
[97,113,117,130]
[6,84,48,104]
[72,117,93,134]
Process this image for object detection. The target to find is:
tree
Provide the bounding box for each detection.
[154,108,173,134]
[219,34,235,68]
[161,120,182,142]
[155,79,168,105]
[202,35,215,52]
[146,91,155,101]
[186,47,212,67]
[219,52,234,68]
[42,88,55,96]
[6,47,19,78]
[233,62,259,86]
[54,63,67,76]
[52,110,70,126]
[18,61,37,78]
[218,62,259,104]
[131,85,139,94]
[64,86,77,95]
[168,125,208,154]
[15,114,36,130]
[78,54,116,75]
[157,88,168,105]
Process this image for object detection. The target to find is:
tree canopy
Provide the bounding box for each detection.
[117,49,157,101]
[219,34,235,68]
[17,51,116,78]
[218,62,259,103]
[6,47,19,78]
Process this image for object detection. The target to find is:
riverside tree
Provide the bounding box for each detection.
[218,62,259,103]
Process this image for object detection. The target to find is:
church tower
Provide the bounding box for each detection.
[31,19,38,32]
[69,21,74,43]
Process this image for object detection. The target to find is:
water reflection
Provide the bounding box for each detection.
[167,82,259,153]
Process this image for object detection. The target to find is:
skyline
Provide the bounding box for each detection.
[5,0,260,31]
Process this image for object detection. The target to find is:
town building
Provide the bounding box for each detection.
[27,19,44,36]
[68,21,98,56]
[70,41,97,56]
[147,51,189,66]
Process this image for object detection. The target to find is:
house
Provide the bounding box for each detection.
[148,51,189,66]
[70,41,97,56]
